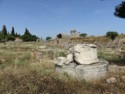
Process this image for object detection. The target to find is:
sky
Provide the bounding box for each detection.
[0,0,125,39]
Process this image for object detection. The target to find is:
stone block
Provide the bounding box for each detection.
[55,60,109,81]
[73,44,99,64]
[75,60,108,80]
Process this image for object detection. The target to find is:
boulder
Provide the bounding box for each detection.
[73,44,99,65]
[75,60,108,80]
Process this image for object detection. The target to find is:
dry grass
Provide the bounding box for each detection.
[0,42,125,94]
[0,67,125,94]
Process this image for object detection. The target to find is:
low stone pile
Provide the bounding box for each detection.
[55,44,109,81]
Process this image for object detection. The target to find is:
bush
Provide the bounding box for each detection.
[21,35,32,42]
[0,32,4,41]
[6,35,15,41]
[31,35,38,41]
[80,33,87,37]
[106,31,119,41]
[46,36,52,40]
[21,34,38,42]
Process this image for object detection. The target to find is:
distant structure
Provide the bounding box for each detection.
[56,30,80,39]
[70,30,80,38]
[56,33,70,45]
[54,30,80,45]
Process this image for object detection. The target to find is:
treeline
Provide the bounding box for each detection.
[0,25,39,42]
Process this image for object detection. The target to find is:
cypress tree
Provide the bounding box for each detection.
[24,28,31,36]
[11,26,15,36]
[2,25,7,38]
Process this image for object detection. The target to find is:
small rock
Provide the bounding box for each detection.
[39,46,46,49]
[106,77,117,84]
[55,57,67,66]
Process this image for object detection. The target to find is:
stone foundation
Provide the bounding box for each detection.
[55,44,109,81]
[55,60,108,81]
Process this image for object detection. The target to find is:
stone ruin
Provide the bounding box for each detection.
[55,44,109,81]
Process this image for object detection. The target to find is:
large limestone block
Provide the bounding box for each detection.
[73,44,99,65]
[55,60,108,81]
[75,60,108,81]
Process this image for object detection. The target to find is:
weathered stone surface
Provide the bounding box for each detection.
[55,60,108,81]
[73,44,99,65]
[75,60,108,80]
[55,62,76,77]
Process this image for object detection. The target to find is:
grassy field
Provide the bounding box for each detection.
[0,42,125,94]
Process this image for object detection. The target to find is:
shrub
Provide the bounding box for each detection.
[106,31,119,41]
[6,35,15,41]
[46,36,52,40]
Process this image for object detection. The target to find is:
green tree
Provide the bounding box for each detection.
[114,1,125,18]
[46,36,52,40]
[6,34,15,41]
[106,31,119,41]
[2,25,7,38]
[11,26,15,36]
[21,28,38,42]
[21,28,31,42]
[80,33,87,37]
[24,28,31,36]
[15,32,20,37]
[0,32,4,41]
[21,35,31,42]
[31,35,38,41]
